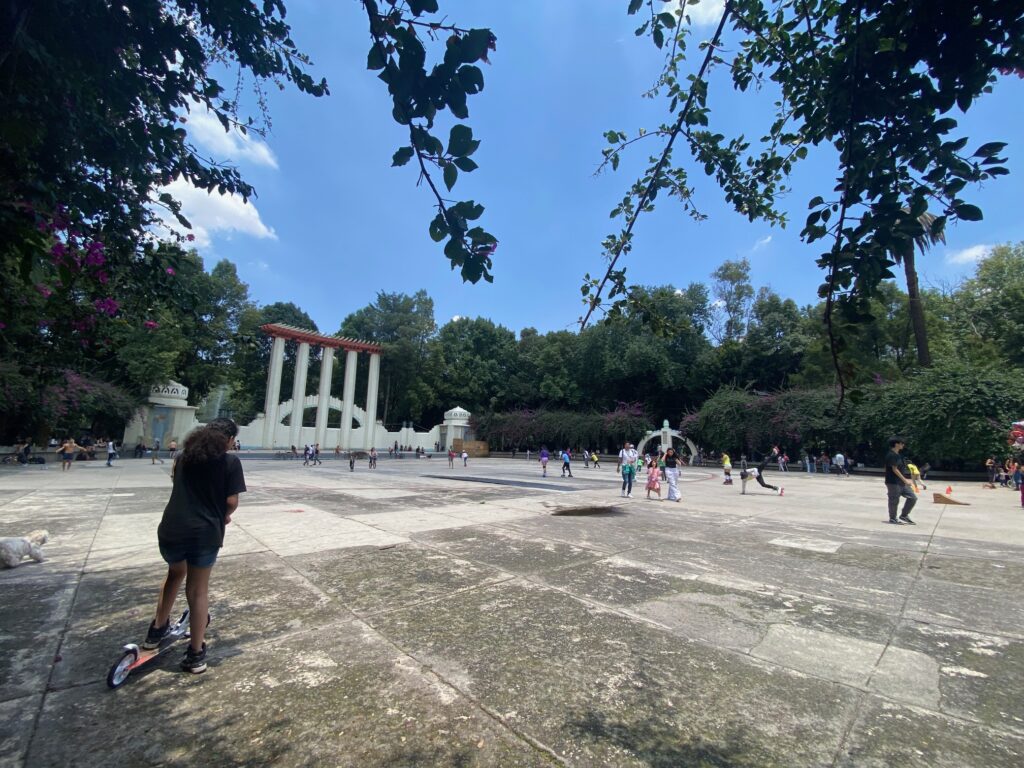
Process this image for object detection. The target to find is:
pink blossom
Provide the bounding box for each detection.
[84,241,105,266]
[35,284,53,298]
[93,297,119,316]
[166,267,176,275]
[0,322,6,330]
[144,320,160,329]
[96,271,109,284]
[185,234,195,242]
[51,242,67,259]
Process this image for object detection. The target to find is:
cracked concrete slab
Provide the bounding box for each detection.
[2,457,1022,766]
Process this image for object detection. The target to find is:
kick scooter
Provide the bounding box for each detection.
[106,610,206,688]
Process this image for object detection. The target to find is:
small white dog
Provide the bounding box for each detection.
[0,529,49,568]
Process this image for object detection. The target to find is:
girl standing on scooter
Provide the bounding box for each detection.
[142,418,246,673]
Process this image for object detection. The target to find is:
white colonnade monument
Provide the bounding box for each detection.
[258,323,383,450]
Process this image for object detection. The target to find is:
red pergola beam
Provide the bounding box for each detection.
[259,323,382,354]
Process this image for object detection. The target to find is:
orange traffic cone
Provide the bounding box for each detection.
[946,485,953,495]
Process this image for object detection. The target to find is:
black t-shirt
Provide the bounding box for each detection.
[158,453,246,549]
[884,449,905,484]
[664,454,680,469]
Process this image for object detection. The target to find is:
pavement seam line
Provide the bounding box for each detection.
[249,532,568,765]
[22,485,113,765]
[828,503,951,767]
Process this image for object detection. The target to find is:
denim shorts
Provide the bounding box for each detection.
[159,543,219,568]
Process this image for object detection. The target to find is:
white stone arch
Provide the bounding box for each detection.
[635,420,699,459]
[277,395,366,427]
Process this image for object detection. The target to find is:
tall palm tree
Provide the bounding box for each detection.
[891,210,945,368]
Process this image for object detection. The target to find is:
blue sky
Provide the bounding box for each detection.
[167,0,1024,336]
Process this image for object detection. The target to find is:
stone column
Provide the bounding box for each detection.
[262,335,286,448]
[363,352,381,449]
[288,341,310,449]
[340,349,358,449]
[314,347,335,448]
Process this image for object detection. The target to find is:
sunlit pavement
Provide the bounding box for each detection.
[2,456,1022,766]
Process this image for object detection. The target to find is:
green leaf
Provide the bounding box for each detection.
[443,162,458,191]
[447,124,473,157]
[972,141,1007,158]
[877,38,895,53]
[657,12,676,28]
[457,65,484,94]
[460,29,493,63]
[366,46,385,71]
[652,26,664,49]
[453,156,478,172]
[627,0,643,14]
[408,0,439,15]
[391,146,414,167]
[953,203,983,221]
[429,214,448,242]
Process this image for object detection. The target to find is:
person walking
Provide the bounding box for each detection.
[313,443,322,466]
[618,441,638,498]
[142,418,245,674]
[57,437,78,471]
[721,451,733,485]
[561,448,573,478]
[539,446,550,477]
[885,436,917,525]
[833,450,848,477]
[645,457,662,500]
[591,450,600,469]
[302,445,310,466]
[168,439,178,462]
[369,448,378,469]
[106,438,117,467]
[461,450,469,467]
[152,438,165,465]
[664,447,683,502]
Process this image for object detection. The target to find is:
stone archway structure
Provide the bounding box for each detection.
[636,420,698,459]
[260,323,382,450]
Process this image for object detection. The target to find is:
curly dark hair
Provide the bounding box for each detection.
[178,418,238,468]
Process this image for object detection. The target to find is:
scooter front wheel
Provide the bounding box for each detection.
[106,648,139,689]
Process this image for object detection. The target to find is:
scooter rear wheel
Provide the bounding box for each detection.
[107,648,139,689]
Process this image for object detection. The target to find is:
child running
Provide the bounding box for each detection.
[906,460,926,491]
[645,459,662,500]
[142,418,245,674]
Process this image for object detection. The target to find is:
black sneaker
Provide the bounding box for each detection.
[900,516,916,525]
[888,518,904,525]
[181,643,207,674]
[142,619,170,649]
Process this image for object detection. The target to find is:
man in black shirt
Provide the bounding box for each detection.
[884,436,916,525]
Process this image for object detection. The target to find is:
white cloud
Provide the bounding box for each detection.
[752,235,772,251]
[153,178,276,248]
[671,0,726,28]
[451,315,464,322]
[185,108,278,169]
[945,244,992,265]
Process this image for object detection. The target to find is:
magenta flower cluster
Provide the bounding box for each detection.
[93,298,119,316]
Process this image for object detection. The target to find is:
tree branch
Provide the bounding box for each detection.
[580,0,734,330]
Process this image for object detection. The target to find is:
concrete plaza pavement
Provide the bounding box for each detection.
[1,456,1022,767]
